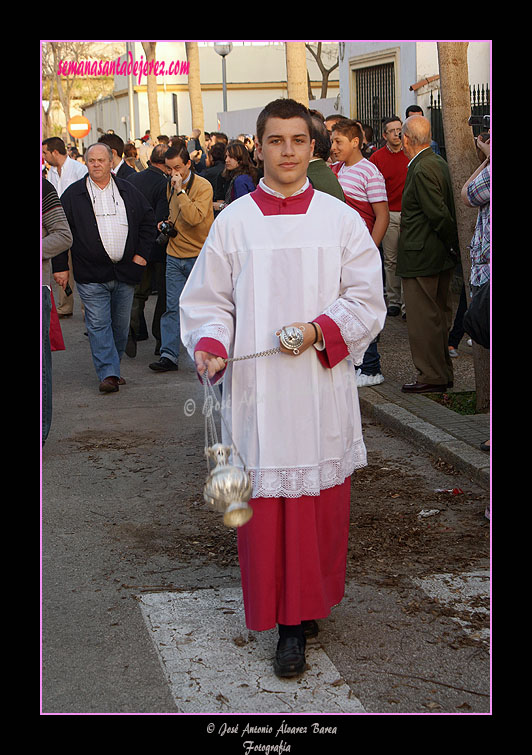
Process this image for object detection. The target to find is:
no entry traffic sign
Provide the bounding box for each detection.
[67,115,91,139]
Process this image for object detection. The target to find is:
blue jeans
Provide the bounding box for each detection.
[159,255,197,364]
[357,338,381,376]
[77,279,135,381]
[42,287,52,444]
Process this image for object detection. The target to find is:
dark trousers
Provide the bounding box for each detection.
[129,260,167,347]
[402,269,454,386]
[448,283,468,349]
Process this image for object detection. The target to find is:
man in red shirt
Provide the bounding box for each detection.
[370,117,409,317]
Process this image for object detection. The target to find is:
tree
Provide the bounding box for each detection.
[305,43,339,100]
[41,43,57,139]
[185,42,205,147]
[43,41,123,140]
[141,42,161,140]
[50,42,92,130]
[437,41,490,412]
[285,43,308,107]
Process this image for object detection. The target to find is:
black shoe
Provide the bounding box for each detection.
[387,305,401,317]
[273,634,306,678]
[149,357,178,372]
[154,341,161,356]
[302,619,319,639]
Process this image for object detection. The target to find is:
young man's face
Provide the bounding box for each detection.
[383,120,402,148]
[256,117,314,196]
[42,145,60,166]
[165,154,191,180]
[330,131,359,164]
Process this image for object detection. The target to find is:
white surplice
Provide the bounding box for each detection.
[179,185,386,499]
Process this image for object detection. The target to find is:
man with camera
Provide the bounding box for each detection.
[149,142,214,372]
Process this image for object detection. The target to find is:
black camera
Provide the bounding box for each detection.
[468,114,490,129]
[156,220,177,246]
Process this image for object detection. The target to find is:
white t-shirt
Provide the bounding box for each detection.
[47,157,87,196]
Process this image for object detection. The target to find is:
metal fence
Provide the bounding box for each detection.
[429,84,490,160]
[355,62,396,144]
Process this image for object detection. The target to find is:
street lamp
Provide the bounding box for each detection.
[214,42,233,112]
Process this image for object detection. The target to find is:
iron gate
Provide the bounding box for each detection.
[355,62,396,143]
[429,84,490,160]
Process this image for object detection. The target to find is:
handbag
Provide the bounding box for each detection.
[463,280,490,349]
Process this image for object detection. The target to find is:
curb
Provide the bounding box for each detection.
[358,386,490,490]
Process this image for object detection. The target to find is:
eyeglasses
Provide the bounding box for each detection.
[88,177,118,216]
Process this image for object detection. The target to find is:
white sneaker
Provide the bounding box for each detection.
[356,370,384,387]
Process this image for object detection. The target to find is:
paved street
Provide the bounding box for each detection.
[41,291,490,720]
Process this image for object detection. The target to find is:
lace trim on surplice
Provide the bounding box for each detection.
[245,439,367,499]
[323,299,371,366]
[183,323,232,358]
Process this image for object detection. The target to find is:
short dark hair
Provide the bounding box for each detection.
[331,118,363,145]
[405,104,423,118]
[256,98,313,144]
[382,116,402,132]
[212,132,228,144]
[150,144,169,165]
[310,116,331,161]
[165,142,190,164]
[325,114,348,125]
[98,132,125,157]
[209,141,227,163]
[42,137,67,155]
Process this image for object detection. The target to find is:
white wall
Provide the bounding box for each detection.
[218,98,339,140]
[338,40,491,122]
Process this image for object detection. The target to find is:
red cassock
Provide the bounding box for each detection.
[180,180,387,631]
[237,477,351,631]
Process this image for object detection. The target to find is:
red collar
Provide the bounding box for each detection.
[250,183,314,216]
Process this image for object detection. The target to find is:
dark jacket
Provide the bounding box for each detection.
[125,165,170,262]
[53,175,156,285]
[201,159,225,192]
[115,161,136,179]
[397,148,459,278]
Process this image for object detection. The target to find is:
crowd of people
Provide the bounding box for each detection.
[42,103,490,433]
[42,96,490,680]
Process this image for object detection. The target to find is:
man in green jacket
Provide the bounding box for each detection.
[397,115,459,393]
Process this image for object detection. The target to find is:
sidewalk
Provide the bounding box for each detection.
[358,306,490,490]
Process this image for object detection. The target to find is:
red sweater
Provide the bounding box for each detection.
[369,146,409,212]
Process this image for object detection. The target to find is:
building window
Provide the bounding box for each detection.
[353,62,396,141]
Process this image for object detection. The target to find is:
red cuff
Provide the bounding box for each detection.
[195,337,228,384]
[313,314,349,369]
